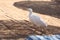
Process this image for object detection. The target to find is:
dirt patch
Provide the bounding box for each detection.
[13,1,60,19]
[0,20,60,38]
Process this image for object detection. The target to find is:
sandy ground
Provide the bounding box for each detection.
[0,0,60,40]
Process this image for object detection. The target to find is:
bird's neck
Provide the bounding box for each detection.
[29,11,32,16]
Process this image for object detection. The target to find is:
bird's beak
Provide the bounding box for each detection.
[24,8,32,11]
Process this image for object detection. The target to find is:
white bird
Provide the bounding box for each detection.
[28,8,47,27]
[28,8,48,34]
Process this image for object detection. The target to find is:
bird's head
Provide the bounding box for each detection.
[28,8,33,12]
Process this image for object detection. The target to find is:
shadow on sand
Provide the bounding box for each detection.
[13,1,60,19]
[0,20,60,39]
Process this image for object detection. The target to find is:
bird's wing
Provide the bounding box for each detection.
[30,14,47,27]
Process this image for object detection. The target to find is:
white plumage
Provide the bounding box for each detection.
[28,8,47,27]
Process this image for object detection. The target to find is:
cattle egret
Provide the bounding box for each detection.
[28,8,47,27]
[28,8,48,34]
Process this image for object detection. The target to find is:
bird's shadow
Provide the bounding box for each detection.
[0,20,60,39]
[13,1,60,19]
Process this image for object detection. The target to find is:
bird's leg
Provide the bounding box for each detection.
[43,27,50,35]
[41,26,50,35]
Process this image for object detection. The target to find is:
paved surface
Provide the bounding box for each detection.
[26,35,60,40]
